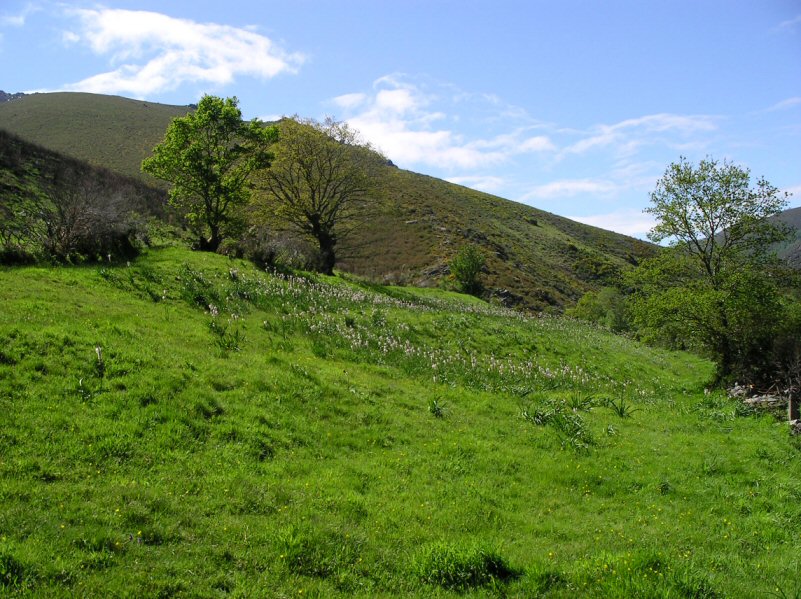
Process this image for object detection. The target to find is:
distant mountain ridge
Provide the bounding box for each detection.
[0,91,656,310]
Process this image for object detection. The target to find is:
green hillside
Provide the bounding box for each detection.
[341,168,654,309]
[0,128,165,214]
[0,92,192,185]
[0,128,168,263]
[773,206,801,268]
[0,91,655,310]
[1,247,799,596]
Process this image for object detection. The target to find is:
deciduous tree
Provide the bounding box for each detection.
[142,95,277,252]
[255,117,386,275]
[627,157,792,383]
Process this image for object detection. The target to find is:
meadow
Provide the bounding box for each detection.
[1,247,799,597]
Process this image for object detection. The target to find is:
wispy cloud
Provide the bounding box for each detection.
[567,209,657,239]
[521,178,620,201]
[330,74,556,170]
[766,97,801,112]
[560,113,719,159]
[446,175,507,193]
[1,3,40,27]
[56,7,304,97]
[332,92,368,110]
[777,14,801,32]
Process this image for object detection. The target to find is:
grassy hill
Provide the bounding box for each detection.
[340,168,653,309]
[773,206,801,268]
[0,128,165,214]
[0,128,168,263]
[0,92,655,310]
[1,247,799,596]
[0,92,192,185]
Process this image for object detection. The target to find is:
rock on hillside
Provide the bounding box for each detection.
[0,90,25,103]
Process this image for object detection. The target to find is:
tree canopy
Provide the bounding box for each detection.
[645,157,789,285]
[255,116,386,275]
[142,95,277,252]
[628,157,792,384]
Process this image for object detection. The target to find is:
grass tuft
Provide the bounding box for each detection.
[412,541,519,591]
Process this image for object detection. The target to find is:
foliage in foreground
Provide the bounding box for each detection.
[632,157,795,386]
[568,157,800,389]
[1,247,800,597]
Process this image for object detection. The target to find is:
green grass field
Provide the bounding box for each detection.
[1,247,799,597]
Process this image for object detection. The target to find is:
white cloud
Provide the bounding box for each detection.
[519,135,556,152]
[58,7,304,97]
[567,209,656,239]
[446,175,507,193]
[332,93,367,110]
[1,4,39,27]
[767,97,801,112]
[1,14,24,27]
[332,75,556,171]
[521,178,620,201]
[472,132,555,153]
[562,113,718,158]
[615,113,718,133]
[375,88,419,113]
[777,14,801,31]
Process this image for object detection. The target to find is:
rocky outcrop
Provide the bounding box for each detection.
[0,90,25,103]
[730,383,800,431]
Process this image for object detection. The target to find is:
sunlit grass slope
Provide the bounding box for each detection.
[1,248,799,597]
[0,92,192,185]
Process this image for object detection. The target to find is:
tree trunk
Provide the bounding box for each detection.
[199,224,221,252]
[317,232,336,276]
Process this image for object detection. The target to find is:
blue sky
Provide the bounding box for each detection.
[2,0,799,238]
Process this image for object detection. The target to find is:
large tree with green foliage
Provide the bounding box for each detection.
[255,116,386,275]
[142,95,277,252]
[627,157,792,384]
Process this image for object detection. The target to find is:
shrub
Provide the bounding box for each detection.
[428,398,446,418]
[237,227,322,272]
[567,287,629,332]
[606,396,638,418]
[522,400,595,452]
[450,244,486,295]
